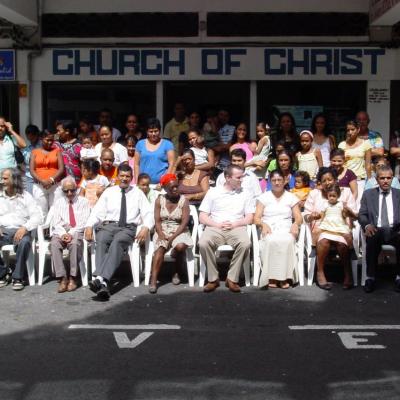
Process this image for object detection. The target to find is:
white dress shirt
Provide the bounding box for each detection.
[199,186,255,223]
[51,195,91,236]
[0,190,43,231]
[216,170,262,199]
[86,185,154,229]
[377,188,393,227]
[95,142,128,166]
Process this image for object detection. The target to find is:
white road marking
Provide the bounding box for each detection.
[113,332,154,349]
[68,324,181,330]
[337,332,386,349]
[289,325,400,330]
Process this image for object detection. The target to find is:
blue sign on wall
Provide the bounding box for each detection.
[0,50,15,80]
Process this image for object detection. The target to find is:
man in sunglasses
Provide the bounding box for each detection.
[50,176,91,293]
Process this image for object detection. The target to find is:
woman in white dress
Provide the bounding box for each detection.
[254,169,302,289]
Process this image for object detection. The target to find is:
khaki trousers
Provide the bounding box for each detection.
[50,232,83,278]
[199,226,250,283]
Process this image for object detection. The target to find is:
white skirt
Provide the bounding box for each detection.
[259,232,298,287]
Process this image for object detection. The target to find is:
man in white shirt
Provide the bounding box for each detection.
[85,163,153,300]
[216,148,262,202]
[359,166,400,293]
[199,164,254,293]
[50,177,91,293]
[0,169,42,291]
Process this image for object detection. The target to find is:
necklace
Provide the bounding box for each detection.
[184,171,196,180]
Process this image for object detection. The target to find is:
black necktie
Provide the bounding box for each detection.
[118,188,127,227]
[381,191,389,228]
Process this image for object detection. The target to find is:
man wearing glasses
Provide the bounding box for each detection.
[50,176,91,293]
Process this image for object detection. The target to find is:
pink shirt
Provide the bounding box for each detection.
[231,142,253,161]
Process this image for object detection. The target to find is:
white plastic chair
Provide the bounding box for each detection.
[198,224,252,287]
[252,223,306,287]
[37,206,89,286]
[144,205,199,287]
[0,238,36,286]
[305,223,359,286]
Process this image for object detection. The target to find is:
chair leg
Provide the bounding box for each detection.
[361,234,367,286]
[244,255,251,287]
[351,259,358,287]
[186,248,195,287]
[26,249,35,286]
[38,247,46,286]
[129,244,140,287]
[198,256,206,287]
[307,256,316,286]
[252,238,260,287]
[144,241,153,286]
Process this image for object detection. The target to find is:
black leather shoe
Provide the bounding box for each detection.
[394,279,400,293]
[88,279,102,294]
[363,278,375,293]
[97,284,110,301]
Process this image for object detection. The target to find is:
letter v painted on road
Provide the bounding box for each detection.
[113,331,154,349]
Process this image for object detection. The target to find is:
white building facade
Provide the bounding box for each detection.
[0,0,400,143]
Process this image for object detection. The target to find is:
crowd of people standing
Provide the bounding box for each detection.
[0,105,399,299]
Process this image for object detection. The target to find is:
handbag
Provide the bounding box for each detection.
[7,134,24,165]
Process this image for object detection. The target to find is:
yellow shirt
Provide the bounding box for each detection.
[163,117,190,151]
[338,139,371,179]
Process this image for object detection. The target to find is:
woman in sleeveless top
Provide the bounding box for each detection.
[149,174,193,294]
[311,113,336,167]
[30,131,64,215]
[177,149,209,206]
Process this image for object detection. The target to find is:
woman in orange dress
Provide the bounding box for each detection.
[30,131,64,215]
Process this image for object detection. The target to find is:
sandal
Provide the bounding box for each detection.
[279,281,290,289]
[316,281,333,291]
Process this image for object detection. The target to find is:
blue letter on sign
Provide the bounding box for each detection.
[264,49,286,75]
[202,49,223,75]
[163,50,185,75]
[53,50,73,75]
[141,50,163,75]
[225,49,246,74]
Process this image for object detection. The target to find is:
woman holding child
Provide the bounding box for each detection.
[304,167,358,290]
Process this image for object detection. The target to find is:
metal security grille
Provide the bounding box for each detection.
[207,13,369,37]
[42,13,199,37]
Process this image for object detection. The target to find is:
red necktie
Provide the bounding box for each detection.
[69,201,76,228]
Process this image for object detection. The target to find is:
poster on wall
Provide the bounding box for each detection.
[273,105,323,131]
[0,50,15,80]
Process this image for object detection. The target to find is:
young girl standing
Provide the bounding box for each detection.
[296,130,323,182]
[338,120,372,196]
[126,136,137,185]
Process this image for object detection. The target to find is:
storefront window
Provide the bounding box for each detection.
[0,83,19,130]
[164,81,250,127]
[43,82,156,131]
[257,81,366,143]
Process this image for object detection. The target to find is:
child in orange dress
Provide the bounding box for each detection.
[290,170,312,210]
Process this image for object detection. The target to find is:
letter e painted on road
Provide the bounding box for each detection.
[337,332,386,349]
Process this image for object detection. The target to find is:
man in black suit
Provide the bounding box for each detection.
[359,165,400,293]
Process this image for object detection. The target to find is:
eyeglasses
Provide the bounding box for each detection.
[62,188,77,193]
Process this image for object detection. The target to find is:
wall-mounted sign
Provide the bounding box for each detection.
[0,50,15,80]
[32,47,396,81]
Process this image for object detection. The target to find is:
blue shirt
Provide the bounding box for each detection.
[136,139,174,184]
[0,135,17,170]
[22,141,41,179]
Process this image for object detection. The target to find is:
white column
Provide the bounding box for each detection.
[156,81,164,131]
[250,81,257,139]
[17,50,29,133]
[366,80,391,147]
[30,80,43,128]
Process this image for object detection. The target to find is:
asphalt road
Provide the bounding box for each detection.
[0,264,400,400]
